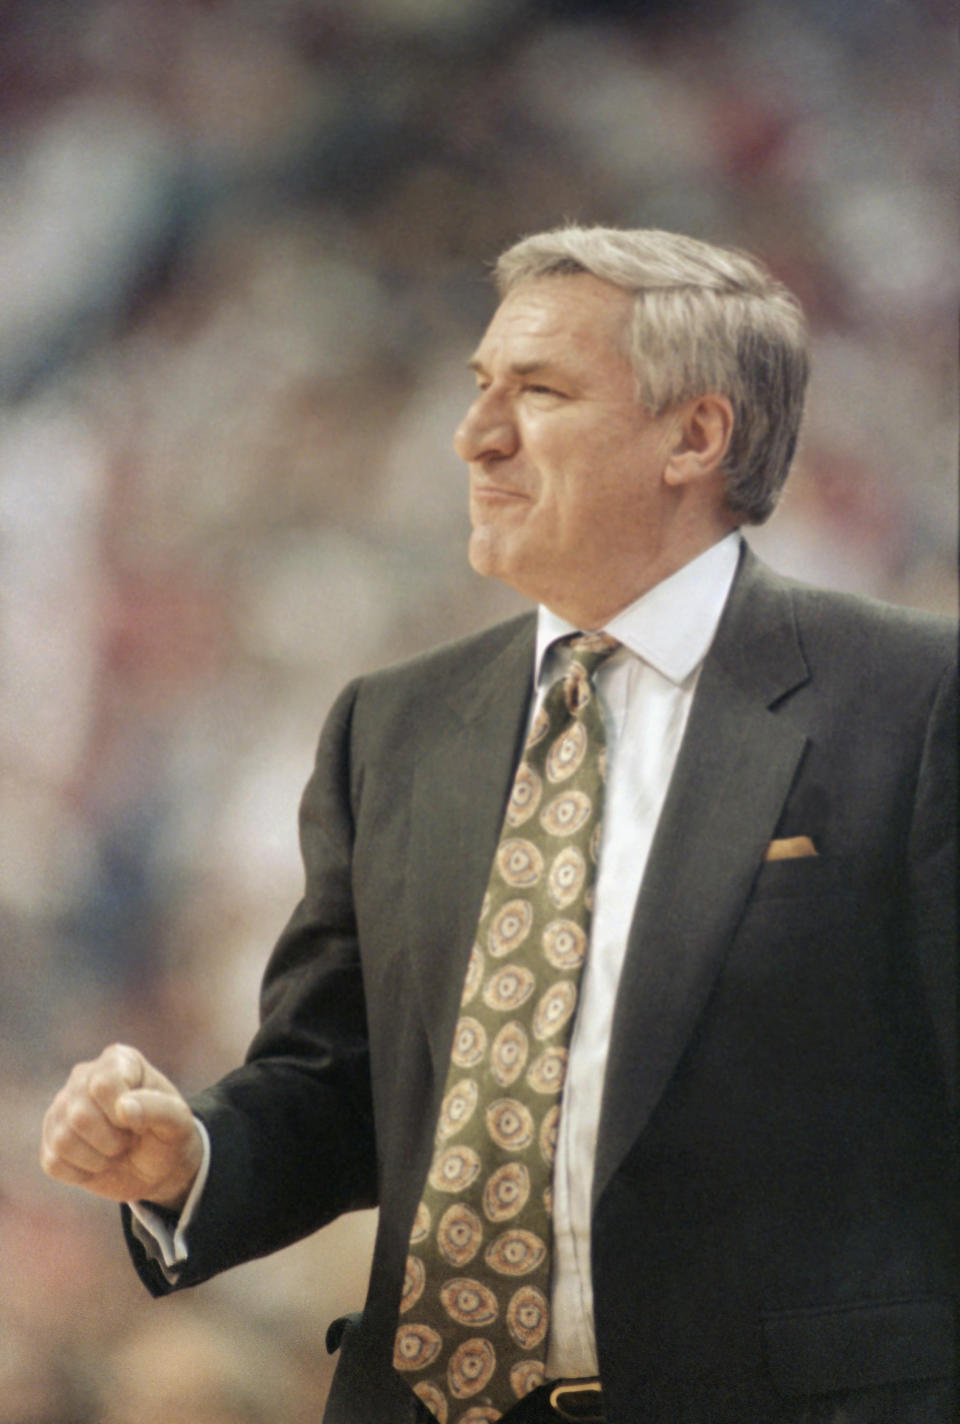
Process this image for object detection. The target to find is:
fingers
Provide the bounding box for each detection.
[41,1047,135,1178]
[42,1094,128,1175]
[86,1044,149,1128]
[40,1044,200,1203]
[116,1087,195,1142]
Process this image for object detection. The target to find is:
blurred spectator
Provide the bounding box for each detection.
[0,1329,92,1424]
[93,1307,319,1424]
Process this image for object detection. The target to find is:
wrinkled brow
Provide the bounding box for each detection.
[466,357,562,378]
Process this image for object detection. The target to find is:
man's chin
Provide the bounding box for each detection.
[467,525,504,581]
[468,530,547,610]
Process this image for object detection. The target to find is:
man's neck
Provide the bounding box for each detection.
[541,526,741,631]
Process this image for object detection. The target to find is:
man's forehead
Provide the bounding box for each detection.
[469,274,633,370]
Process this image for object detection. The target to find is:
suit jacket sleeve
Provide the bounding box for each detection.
[124,677,379,1295]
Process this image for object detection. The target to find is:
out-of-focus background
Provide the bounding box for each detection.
[1,0,955,1419]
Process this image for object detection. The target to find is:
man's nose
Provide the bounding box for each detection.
[453,391,518,463]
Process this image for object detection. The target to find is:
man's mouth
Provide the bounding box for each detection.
[471,482,529,503]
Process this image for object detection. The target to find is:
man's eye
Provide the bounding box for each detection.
[526,385,564,398]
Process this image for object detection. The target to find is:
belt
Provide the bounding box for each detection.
[546,1378,605,1422]
[413,1377,605,1423]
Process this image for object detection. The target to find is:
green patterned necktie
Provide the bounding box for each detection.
[394,632,620,1424]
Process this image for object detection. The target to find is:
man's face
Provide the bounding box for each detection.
[454,273,681,627]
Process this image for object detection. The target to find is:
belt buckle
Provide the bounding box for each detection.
[548,1379,605,1422]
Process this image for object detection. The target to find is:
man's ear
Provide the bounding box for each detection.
[663,394,734,488]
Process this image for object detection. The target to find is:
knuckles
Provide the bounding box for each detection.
[86,1071,116,1106]
[40,1113,77,1172]
[39,1140,63,1177]
[65,1095,97,1132]
[43,1049,132,1159]
[43,1094,92,1152]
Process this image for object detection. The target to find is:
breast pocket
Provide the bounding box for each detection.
[747,853,854,903]
[718,856,896,1079]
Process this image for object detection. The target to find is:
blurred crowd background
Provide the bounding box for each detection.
[1,0,956,1419]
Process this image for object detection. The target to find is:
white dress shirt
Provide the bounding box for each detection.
[132,533,742,1365]
[539,532,740,1377]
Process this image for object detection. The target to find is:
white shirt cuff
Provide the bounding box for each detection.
[128,1118,211,1279]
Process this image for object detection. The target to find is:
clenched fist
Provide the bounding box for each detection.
[40,1044,203,1210]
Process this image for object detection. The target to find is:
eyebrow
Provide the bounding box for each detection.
[466,357,563,379]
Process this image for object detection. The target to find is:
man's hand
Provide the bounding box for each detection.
[40,1044,203,1210]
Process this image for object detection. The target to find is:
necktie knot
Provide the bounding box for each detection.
[561,631,620,662]
[553,634,620,716]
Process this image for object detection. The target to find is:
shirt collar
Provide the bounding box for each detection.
[535,531,741,688]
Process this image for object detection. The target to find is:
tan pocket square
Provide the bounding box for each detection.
[765,835,818,861]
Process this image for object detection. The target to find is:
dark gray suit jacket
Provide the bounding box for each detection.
[125,549,957,1423]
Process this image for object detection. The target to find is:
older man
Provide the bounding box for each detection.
[42,228,955,1424]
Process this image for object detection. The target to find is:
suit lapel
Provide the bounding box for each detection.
[406,617,537,1087]
[593,550,811,1209]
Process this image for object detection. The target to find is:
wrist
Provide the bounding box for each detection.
[141,1135,203,1213]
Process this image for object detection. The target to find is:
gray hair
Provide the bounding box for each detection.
[494,226,809,524]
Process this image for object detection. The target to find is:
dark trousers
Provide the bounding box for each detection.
[638,1376,955,1424]
[413,1375,955,1423]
